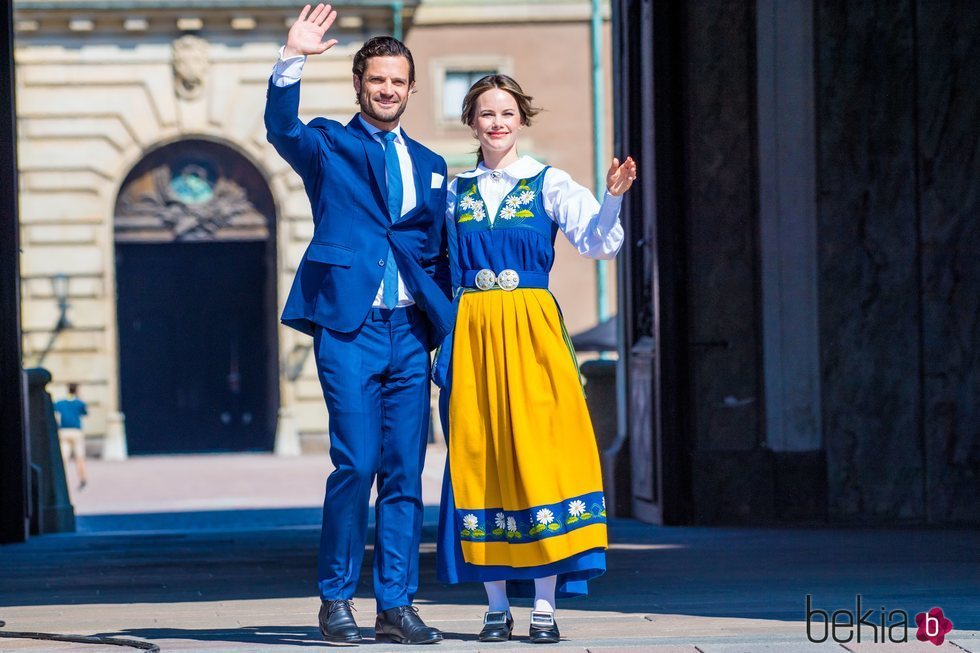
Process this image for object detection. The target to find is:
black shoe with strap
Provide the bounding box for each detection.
[528,610,560,644]
[478,610,514,642]
[375,605,443,645]
[318,599,362,643]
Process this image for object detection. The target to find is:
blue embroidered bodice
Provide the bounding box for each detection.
[453,168,557,277]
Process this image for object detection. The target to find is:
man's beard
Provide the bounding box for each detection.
[358,86,408,124]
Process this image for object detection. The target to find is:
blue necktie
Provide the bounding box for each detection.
[381,131,402,309]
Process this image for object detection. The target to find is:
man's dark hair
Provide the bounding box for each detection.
[68,383,78,395]
[352,36,415,84]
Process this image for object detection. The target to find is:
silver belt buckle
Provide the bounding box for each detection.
[474,268,497,291]
[497,269,520,291]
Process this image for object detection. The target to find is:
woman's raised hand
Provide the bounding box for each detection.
[606,156,637,197]
[284,4,339,58]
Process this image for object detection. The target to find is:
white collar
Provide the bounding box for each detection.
[358,114,405,144]
[457,155,545,179]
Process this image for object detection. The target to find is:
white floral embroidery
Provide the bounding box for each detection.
[494,512,506,529]
[459,195,477,210]
[505,195,521,208]
[499,205,517,220]
[535,508,555,525]
[462,514,479,531]
[471,204,486,222]
[518,190,535,205]
[568,500,587,517]
[506,516,518,532]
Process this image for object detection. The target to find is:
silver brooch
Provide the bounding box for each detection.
[474,268,497,291]
[497,269,520,291]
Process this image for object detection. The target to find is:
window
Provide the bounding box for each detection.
[442,70,497,121]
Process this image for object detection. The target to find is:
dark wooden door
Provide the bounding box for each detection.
[116,241,275,454]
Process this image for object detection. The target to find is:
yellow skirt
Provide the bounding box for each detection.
[449,288,608,570]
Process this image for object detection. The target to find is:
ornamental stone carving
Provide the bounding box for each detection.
[115,163,268,242]
[172,34,209,100]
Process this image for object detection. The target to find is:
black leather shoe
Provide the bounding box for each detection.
[478,611,514,642]
[528,611,560,644]
[318,599,362,643]
[375,605,443,645]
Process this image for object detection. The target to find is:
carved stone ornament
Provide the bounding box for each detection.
[172,35,209,100]
[115,163,268,243]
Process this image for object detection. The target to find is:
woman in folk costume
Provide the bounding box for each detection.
[434,74,636,644]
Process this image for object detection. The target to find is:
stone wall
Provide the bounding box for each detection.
[816,0,980,522]
[915,0,980,522]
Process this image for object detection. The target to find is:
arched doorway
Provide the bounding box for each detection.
[114,139,279,454]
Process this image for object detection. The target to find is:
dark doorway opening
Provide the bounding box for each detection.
[117,240,276,454]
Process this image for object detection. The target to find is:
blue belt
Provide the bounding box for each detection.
[461,269,549,291]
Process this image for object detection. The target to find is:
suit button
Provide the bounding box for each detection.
[378,259,385,266]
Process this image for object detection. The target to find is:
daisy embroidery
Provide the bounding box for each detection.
[459,195,477,211]
[518,189,535,205]
[568,500,586,517]
[494,512,506,529]
[505,195,521,208]
[471,204,486,222]
[499,205,517,220]
[535,508,555,525]
[462,514,479,531]
[506,516,518,532]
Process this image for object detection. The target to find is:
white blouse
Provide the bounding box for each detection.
[449,156,625,260]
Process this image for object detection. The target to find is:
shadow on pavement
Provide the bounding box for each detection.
[102,626,488,648]
[4,510,979,630]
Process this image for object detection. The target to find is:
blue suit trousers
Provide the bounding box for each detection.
[313,306,431,612]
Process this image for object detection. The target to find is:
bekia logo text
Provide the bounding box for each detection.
[806,595,953,646]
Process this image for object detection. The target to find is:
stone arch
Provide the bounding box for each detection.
[112,138,281,454]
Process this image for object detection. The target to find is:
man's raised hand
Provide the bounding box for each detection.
[284,4,339,59]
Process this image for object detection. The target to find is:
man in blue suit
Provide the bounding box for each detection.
[265,3,452,645]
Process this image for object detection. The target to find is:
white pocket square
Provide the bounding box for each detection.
[430,172,445,189]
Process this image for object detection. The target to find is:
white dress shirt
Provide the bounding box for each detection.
[449,155,625,259]
[272,49,416,307]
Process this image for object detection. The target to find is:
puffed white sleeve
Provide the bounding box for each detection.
[542,167,624,260]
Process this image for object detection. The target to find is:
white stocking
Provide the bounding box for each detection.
[484,580,510,614]
[533,575,557,614]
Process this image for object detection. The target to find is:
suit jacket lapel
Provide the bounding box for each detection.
[347,117,430,223]
[347,116,388,213]
[403,133,429,220]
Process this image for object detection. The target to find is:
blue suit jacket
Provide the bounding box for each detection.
[265,80,453,347]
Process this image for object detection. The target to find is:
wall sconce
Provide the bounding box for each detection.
[35,273,72,366]
[51,272,72,331]
[283,343,312,382]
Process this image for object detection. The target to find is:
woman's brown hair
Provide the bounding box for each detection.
[460,74,542,164]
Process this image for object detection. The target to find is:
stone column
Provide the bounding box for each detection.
[756,0,822,452]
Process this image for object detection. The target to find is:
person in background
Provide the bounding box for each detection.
[54,383,88,490]
[434,74,636,644]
